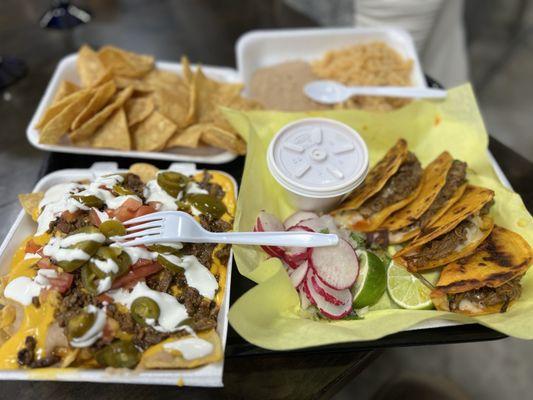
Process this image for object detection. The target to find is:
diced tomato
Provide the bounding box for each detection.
[37,257,55,269]
[111,262,162,289]
[101,319,116,343]
[25,239,41,254]
[134,204,156,218]
[131,258,155,269]
[47,272,74,294]
[89,208,102,227]
[114,198,143,222]
[106,209,115,218]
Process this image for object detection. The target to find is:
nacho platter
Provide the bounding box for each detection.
[0,162,236,386]
[27,54,242,164]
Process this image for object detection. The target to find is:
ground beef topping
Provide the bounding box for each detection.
[49,210,91,234]
[122,173,145,198]
[17,336,60,368]
[359,152,423,218]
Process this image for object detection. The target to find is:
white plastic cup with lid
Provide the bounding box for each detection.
[267,118,369,212]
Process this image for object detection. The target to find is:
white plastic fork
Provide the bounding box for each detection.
[113,211,339,248]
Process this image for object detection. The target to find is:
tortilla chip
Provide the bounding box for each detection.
[181,56,194,84]
[52,81,80,103]
[165,124,203,148]
[431,226,532,314]
[77,45,110,87]
[333,139,409,212]
[201,124,247,155]
[69,86,134,142]
[71,80,117,130]
[124,96,155,126]
[397,185,495,255]
[35,88,93,130]
[114,76,153,92]
[129,163,159,183]
[98,46,154,78]
[132,111,176,151]
[153,86,193,128]
[39,90,94,144]
[138,329,222,369]
[142,69,184,91]
[90,107,130,150]
[380,152,453,231]
[18,192,44,221]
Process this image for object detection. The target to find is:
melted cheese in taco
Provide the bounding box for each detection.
[0,167,234,370]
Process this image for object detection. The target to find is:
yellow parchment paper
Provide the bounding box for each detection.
[224,84,533,350]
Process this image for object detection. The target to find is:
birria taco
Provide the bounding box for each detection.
[379,152,467,244]
[332,139,423,232]
[431,226,532,315]
[393,185,495,271]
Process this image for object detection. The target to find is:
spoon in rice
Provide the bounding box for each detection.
[304,80,447,104]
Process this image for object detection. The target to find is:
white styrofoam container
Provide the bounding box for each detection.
[26,54,241,164]
[0,162,237,386]
[236,27,427,96]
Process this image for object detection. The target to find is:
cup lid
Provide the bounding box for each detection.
[267,118,369,198]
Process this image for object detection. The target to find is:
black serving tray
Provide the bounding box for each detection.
[37,150,507,358]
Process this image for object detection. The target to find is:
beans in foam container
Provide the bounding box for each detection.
[267,118,369,211]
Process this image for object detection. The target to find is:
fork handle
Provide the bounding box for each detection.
[201,231,339,247]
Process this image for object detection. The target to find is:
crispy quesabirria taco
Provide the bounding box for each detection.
[332,139,423,232]
[378,152,468,244]
[393,185,495,272]
[431,226,532,315]
[0,163,235,370]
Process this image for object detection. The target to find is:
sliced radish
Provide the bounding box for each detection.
[284,211,319,229]
[282,225,312,268]
[309,238,359,290]
[289,260,308,288]
[304,273,352,319]
[296,215,339,234]
[310,272,352,306]
[254,212,286,259]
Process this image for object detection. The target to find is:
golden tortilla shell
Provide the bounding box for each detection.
[332,139,408,213]
[138,329,222,369]
[380,152,453,232]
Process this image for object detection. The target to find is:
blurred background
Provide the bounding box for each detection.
[0,1,531,399]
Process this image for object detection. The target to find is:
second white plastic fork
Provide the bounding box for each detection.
[113,211,339,248]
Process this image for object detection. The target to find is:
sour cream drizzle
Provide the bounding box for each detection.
[4,269,59,306]
[69,305,107,348]
[43,232,105,263]
[144,180,178,211]
[108,282,189,332]
[162,337,214,360]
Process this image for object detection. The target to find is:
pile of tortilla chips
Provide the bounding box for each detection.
[36,45,261,154]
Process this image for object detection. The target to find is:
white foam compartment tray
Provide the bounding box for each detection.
[0,162,237,386]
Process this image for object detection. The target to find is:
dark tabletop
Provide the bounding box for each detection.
[0,1,532,399]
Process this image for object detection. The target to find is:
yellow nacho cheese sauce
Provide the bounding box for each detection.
[0,234,55,369]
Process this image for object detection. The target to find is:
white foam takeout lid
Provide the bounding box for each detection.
[267,118,369,198]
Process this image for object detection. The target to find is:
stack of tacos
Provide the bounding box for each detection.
[332,139,532,315]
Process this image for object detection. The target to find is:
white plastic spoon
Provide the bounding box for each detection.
[304,80,447,104]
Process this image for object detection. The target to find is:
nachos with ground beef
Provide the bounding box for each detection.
[0,163,235,370]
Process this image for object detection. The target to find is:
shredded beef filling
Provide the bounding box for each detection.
[359,152,422,218]
[179,287,218,332]
[406,219,474,268]
[448,277,522,313]
[419,160,467,227]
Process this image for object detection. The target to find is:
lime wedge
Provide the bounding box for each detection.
[387,261,439,310]
[352,251,387,308]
